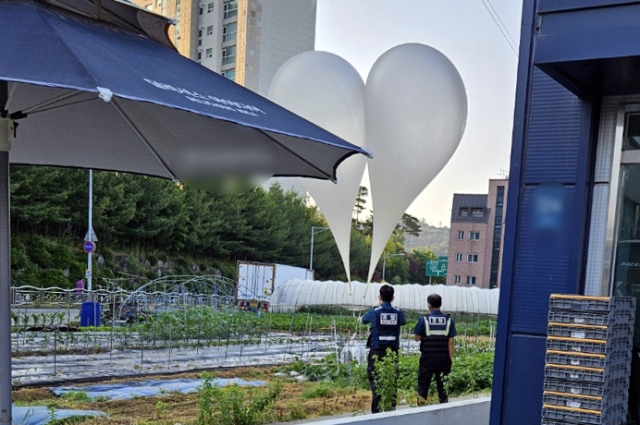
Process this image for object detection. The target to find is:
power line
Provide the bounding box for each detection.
[480,0,518,57]
[485,0,517,48]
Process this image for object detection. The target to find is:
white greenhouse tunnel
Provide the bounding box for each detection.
[269,281,499,314]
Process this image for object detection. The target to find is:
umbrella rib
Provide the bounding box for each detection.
[27,96,98,117]
[110,99,178,181]
[23,90,85,114]
[257,129,333,181]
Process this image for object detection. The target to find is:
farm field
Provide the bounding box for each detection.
[13,345,494,425]
[10,289,496,424]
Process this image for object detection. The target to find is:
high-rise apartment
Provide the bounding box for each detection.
[134,0,316,96]
[446,179,508,289]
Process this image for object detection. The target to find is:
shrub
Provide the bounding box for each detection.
[147,254,159,266]
[301,384,335,399]
[444,351,494,395]
[196,373,281,425]
[11,240,32,270]
[285,403,307,421]
[27,236,53,268]
[62,391,90,402]
[50,243,73,270]
[38,269,70,289]
[372,349,400,412]
[289,347,493,404]
[211,260,236,280]
[68,261,85,282]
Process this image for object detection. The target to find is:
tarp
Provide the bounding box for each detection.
[13,406,105,425]
[52,378,266,400]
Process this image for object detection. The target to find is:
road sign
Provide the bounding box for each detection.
[83,240,96,254]
[426,256,448,277]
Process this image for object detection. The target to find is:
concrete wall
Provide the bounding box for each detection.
[308,397,490,425]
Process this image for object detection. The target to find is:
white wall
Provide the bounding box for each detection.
[306,397,491,425]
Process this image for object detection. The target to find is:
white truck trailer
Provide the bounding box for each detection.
[236,261,313,310]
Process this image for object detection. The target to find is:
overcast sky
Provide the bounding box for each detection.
[314,0,523,226]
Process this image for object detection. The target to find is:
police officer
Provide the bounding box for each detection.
[413,293,457,404]
[360,284,406,413]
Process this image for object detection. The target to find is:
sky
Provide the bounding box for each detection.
[314,0,523,227]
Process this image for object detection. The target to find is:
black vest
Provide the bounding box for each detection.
[419,313,450,353]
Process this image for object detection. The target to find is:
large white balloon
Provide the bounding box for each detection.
[366,44,467,282]
[268,52,366,281]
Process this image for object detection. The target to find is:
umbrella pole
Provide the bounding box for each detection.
[0,115,12,425]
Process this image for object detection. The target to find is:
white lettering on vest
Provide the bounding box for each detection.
[429,316,447,326]
[380,313,398,326]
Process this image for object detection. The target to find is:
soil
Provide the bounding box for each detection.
[12,366,372,424]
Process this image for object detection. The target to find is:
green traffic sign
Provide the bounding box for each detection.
[426,257,448,277]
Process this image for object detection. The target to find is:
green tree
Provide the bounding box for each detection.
[350,227,371,281]
[354,185,369,226]
[400,213,421,237]
[93,172,138,243]
[10,166,79,233]
[124,175,187,251]
[408,248,446,285]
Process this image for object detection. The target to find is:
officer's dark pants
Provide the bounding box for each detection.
[418,352,452,403]
[367,347,398,414]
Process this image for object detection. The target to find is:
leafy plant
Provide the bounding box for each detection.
[62,391,90,402]
[155,401,170,419]
[372,349,400,412]
[21,313,30,329]
[301,384,335,399]
[444,351,494,396]
[284,403,307,421]
[56,312,66,326]
[196,373,281,425]
[282,347,493,406]
[47,415,92,425]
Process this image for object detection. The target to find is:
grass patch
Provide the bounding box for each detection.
[61,391,91,403]
[301,384,335,399]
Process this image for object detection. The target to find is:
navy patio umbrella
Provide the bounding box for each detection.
[0,0,372,421]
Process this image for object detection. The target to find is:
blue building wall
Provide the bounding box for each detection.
[489,1,597,423]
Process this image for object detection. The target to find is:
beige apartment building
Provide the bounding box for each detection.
[446,179,508,289]
[133,0,316,96]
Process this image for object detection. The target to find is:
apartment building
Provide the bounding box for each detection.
[446,179,508,289]
[134,0,316,96]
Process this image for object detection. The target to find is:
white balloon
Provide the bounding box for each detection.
[366,43,468,282]
[268,51,367,281]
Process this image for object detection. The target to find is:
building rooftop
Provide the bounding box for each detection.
[451,194,490,223]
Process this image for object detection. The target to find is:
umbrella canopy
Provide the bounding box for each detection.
[0,1,372,422]
[42,0,176,47]
[1,0,370,182]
